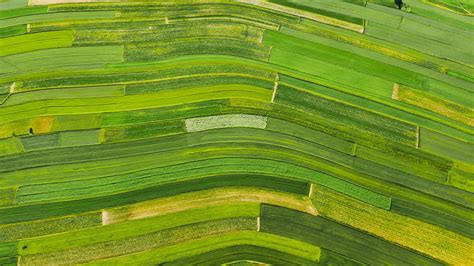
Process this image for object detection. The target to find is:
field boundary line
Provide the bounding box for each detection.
[308,183,315,198]
[271,81,279,103]
[268,45,273,61]
[391,83,399,100]
[102,210,110,225]
[257,216,261,231]
[271,73,279,103]
[446,168,452,185]
[307,184,319,215]
[458,0,473,15]
[0,83,15,105]
[351,143,357,156]
[117,73,268,87]
[416,126,420,148]
[9,82,16,94]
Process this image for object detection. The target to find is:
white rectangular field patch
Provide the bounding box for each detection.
[185,114,267,132]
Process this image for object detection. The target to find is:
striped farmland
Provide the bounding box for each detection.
[0,0,473,265]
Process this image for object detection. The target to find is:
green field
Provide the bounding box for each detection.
[0,0,473,265]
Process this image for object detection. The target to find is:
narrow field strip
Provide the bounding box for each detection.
[419,127,474,164]
[0,46,124,77]
[0,6,47,20]
[396,84,474,126]
[8,61,277,92]
[162,244,318,265]
[0,212,102,242]
[0,137,23,156]
[0,24,27,38]
[185,114,268,132]
[448,162,474,193]
[19,129,101,151]
[0,30,73,56]
[124,37,272,62]
[104,187,317,225]
[0,10,115,28]
[81,231,321,265]
[1,85,125,106]
[123,74,274,95]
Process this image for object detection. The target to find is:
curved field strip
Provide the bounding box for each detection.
[0,46,124,76]
[0,31,73,56]
[0,11,116,28]
[162,245,320,266]
[82,231,322,266]
[0,212,102,242]
[102,187,318,225]
[0,0,473,265]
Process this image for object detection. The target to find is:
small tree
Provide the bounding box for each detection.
[395,0,403,9]
[394,0,410,11]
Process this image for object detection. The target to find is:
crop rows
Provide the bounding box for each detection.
[0,0,472,265]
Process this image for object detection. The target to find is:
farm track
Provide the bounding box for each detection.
[0,0,473,265]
